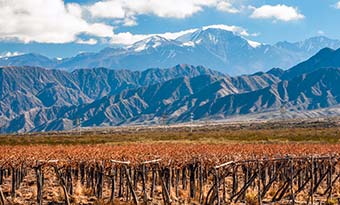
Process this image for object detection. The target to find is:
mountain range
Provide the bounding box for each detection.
[1,47,340,133]
[1,27,340,75]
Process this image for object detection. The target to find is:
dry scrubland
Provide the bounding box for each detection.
[1,118,340,145]
[0,119,340,204]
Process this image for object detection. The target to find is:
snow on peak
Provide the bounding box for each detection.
[246,39,262,48]
[181,41,195,47]
[129,35,170,52]
[207,33,219,44]
[120,24,263,51]
[0,51,23,59]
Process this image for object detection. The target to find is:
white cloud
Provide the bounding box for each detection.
[334,2,340,9]
[0,0,244,45]
[202,25,250,36]
[0,0,114,44]
[0,0,249,46]
[88,0,126,18]
[159,29,199,40]
[122,16,138,27]
[88,0,239,21]
[250,4,304,22]
[216,1,239,13]
[317,30,325,35]
[110,32,151,45]
[76,38,98,45]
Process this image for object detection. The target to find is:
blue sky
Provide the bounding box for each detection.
[1,0,340,58]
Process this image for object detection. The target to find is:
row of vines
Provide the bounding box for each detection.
[1,144,340,204]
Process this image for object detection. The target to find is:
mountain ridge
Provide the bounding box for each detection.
[1,27,340,75]
[0,63,282,133]
[2,47,340,133]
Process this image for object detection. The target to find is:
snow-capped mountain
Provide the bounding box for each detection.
[128,36,174,52]
[1,26,340,75]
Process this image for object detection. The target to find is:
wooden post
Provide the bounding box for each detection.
[182,166,187,190]
[175,169,180,198]
[222,173,226,203]
[110,168,116,202]
[310,157,314,205]
[142,164,148,204]
[159,169,172,204]
[53,165,71,205]
[242,164,249,200]
[150,166,156,198]
[215,168,220,205]
[86,167,90,188]
[35,162,44,205]
[199,165,203,204]
[189,164,196,199]
[171,168,175,189]
[328,156,333,201]
[91,167,95,195]
[257,161,262,205]
[96,164,104,199]
[66,166,73,195]
[232,165,238,197]
[133,169,137,190]
[289,158,295,205]
[123,165,139,205]
[119,166,123,197]
[80,163,85,185]
[165,167,171,196]
[126,168,130,202]
[11,167,15,198]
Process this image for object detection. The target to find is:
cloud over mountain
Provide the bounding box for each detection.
[0,0,114,43]
[88,0,240,20]
[0,0,309,47]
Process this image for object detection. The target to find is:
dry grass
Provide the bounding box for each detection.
[245,191,259,205]
[0,123,339,145]
[325,198,338,205]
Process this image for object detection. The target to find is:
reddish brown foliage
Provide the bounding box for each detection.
[0,143,339,167]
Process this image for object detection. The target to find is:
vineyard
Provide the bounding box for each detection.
[1,144,340,204]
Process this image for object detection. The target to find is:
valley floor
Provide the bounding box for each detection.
[1,117,340,145]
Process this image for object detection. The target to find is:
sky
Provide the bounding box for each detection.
[1,0,340,58]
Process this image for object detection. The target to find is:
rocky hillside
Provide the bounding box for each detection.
[0,64,281,133]
[1,47,340,133]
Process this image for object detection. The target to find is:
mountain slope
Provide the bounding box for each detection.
[2,44,340,134]
[30,67,340,131]
[0,64,222,118]
[0,66,90,119]
[0,64,283,133]
[72,64,222,99]
[0,65,227,132]
[282,47,340,80]
[191,68,340,120]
